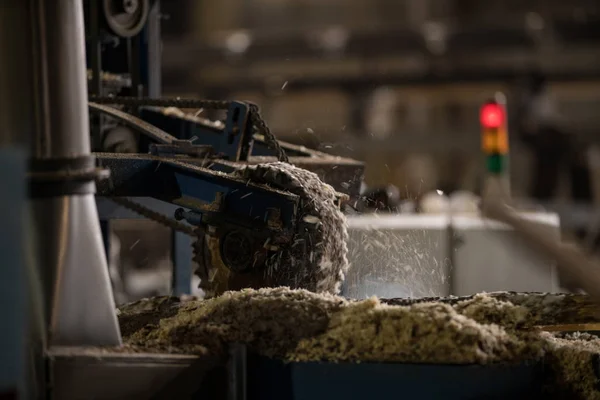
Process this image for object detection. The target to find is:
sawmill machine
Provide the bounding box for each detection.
[1,1,362,397]
[84,0,363,195]
[83,0,364,296]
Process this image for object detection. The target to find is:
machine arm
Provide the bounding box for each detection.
[90,96,364,197]
[93,100,350,296]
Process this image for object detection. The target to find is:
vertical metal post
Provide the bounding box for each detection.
[129,37,143,98]
[28,0,122,346]
[228,343,247,400]
[171,231,193,295]
[494,92,511,198]
[88,0,102,97]
[147,0,162,98]
[88,0,103,150]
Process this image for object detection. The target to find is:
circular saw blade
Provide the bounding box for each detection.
[193,162,349,297]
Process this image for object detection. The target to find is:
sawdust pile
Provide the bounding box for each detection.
[541,332,600,400]
[290,297,543,364]
[120,288,600,399]
[236,163,349,294]
[126,288,347,357]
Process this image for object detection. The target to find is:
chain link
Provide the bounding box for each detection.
[89,95,289,162]
[247,103,289,163]
[109,197,196,236]
[88,95,230,110]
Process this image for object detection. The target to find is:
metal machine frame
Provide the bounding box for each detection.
[85,0,364,296]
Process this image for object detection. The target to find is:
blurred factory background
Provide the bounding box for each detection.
[158,0,600,199]
[108,0,600,302]
[8,2,600,397]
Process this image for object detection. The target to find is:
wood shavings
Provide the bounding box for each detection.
[124,288,346,357]
[235,162,349,294]
[541,332,600,400]
[383,291,600,327]
[119,289,600,399]
[290,297,542,364]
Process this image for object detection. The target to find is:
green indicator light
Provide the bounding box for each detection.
[486,154,505,174]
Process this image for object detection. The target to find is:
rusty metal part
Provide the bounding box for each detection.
[89,102,176,144]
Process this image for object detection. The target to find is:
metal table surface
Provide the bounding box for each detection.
[47,347,205,400]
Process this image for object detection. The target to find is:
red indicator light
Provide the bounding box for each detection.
[480,103,504,129]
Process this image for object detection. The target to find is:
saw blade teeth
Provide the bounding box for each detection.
[191,227,210,289]
[231,162,349,294]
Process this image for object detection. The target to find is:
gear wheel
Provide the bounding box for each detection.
[193,162,349,297]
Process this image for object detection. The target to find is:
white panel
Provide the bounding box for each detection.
[451,213,561,296]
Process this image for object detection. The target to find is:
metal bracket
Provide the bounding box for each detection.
[224,102,253,162]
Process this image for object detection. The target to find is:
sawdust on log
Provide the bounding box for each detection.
[541,332,600,400]
[120,288,600,399]
[125,287,346,357]
[383,291,600,327]
[290,296,543,364]
[235,162,349,294]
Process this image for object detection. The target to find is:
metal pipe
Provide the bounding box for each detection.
[38,0,92,157]
[28,0,122,346]
[147,0,162,98]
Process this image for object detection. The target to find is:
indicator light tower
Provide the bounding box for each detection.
[480,96,511,198]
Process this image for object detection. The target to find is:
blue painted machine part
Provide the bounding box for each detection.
[139,102,254,161]
[97,196,196,295]
[242,357,546,400]
[138,105,318,161]
[96,153,300,295]
[96,154,299,232]
[97,197,184,220]
[172,231,193,295]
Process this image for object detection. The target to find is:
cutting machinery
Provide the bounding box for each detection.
[82,0,364,296]
[91,97,361,295]
[1,1,364,397]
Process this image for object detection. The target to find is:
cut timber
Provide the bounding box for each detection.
[538,324,600,332]
[118,296,193,338]
[382,292,600,328]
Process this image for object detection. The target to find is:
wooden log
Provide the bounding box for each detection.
[382,292,600,328]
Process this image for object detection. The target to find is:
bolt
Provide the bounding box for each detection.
[122,0,138,14]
